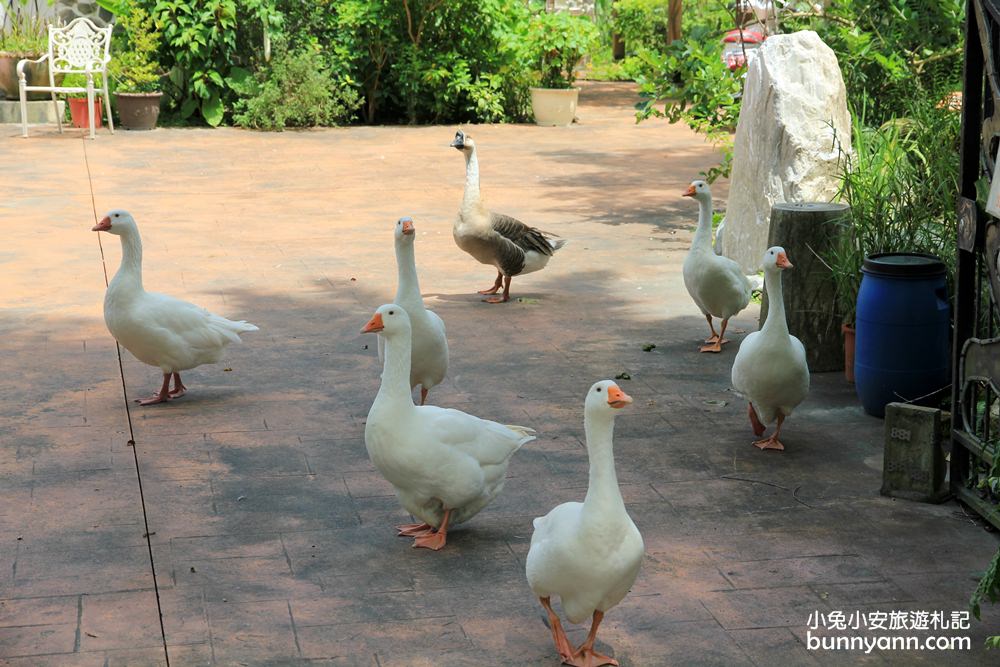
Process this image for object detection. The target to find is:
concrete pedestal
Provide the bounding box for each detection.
[0,99,65,125]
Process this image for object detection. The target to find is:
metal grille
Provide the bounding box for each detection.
[952,0,1000,527]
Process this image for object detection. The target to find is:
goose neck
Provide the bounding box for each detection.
[761,267,789,337]
[376,330,417,408]
[394,241,422,306]
[462,147,482,210]
[110,230,144,292]
[690,196,715,252]
[582,411,625,514]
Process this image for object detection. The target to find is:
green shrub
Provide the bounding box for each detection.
[146,0,281,126]
[635,25,741,181]
[0,0,50,55]
[107,4,162,93]
[231,45,360,130]
[612,0,669,55]
[523,10,599,89]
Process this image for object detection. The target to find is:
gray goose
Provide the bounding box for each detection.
[450,130,566,303]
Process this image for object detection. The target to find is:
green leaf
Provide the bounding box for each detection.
[202,92,224,127]
[180,97,198,119]
[225,66,251,88]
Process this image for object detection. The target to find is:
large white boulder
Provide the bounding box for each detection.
[723,30,851,273]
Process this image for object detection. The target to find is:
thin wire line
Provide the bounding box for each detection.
[82,136,171,667]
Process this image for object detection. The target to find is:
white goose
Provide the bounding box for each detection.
[450,130,566,303]
[93,210,258,405]
[377,216,448,405]
[526,380,643,667]
[362,304,534,550]
[731,247,810,451]
[681,180,752,352]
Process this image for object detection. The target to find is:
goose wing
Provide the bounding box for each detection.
[489,212,563,275]
[420,405,534,466]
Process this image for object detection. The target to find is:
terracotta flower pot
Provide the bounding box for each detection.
[842,323,856,384]
[68,97,103,128]
[115,92,162,130]
[529,87,580,126]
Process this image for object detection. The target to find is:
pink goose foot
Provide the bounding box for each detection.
[136,374,172,406]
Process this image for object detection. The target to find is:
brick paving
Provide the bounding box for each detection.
[1,82,998,666]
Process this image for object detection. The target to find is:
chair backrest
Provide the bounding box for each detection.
[48,17,112,74]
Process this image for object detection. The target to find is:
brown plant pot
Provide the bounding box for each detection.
[68,97,103,128]
[0,52,63,101]
[842,323,856,384]
[115,91,162,130]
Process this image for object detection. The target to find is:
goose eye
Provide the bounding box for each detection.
[596,387,602,392]
[389,310,395,315]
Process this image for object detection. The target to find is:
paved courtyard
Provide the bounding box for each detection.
[1,82,999,666]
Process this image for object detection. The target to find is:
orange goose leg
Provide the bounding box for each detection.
[169,372,187,398]
[478,271,503,295]
[483,274,512,304]
[703,313,720,343]
[568,611,617,667]
[539,597,574,662]
[136,373,172,406]
[747,402,766,436]
[700,318,730,353]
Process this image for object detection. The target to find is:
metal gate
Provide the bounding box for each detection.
[953,0,1000,528]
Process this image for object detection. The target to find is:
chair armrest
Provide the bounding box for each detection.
[16,53,49,77]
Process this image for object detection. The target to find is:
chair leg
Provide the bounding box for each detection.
[103,76,114,134]
[52,90,63,134]
[86,78,95,140]
[18,81,28,138]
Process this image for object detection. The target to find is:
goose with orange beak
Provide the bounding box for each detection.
[362,303,534,550]
[681,180,752,352]
[93,210,258,405]
[526,380,643,667]
[731,246,810,451]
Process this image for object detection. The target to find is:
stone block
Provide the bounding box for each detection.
[881,402,950,503]
[0,99,65,125]
[723,30,852,273]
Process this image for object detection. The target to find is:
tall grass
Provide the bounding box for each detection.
[826,99,960,324]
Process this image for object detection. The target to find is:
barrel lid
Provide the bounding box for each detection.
[772,202,850,213]
[862,253,946,277]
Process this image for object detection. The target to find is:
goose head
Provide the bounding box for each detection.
[682,179,711,203]
[394,216,416,244]
[450,130,475,152]
[92,209,137,235]
[762,246,794,271]
[361,303,410,337]
[586,380,633,416]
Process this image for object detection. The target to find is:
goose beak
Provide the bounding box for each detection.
[450,133,465,149]
[607,385,632,409]
[401,218,415,235]
[682,185,696,197]
[776,252,793,269]
[92,216,111,232]
[361,313,384,334]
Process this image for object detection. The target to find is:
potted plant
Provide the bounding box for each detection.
[522,11,598,126]
[0,0,56,101]
[105,2,163,130]
[59,72,104,128]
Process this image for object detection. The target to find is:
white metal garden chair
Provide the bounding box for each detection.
[17,17,115,139]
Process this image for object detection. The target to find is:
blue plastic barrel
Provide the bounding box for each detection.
[854,253,950,418]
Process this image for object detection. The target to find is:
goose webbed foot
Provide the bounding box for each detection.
[752,414,785,451]
[136,374,172,406]
[700,318,730,352]
[752,435,785,451]
[482,275,511,304]
[566,611,617,667]
[411,509,450,550]
[396,522,434,537]
[699,341,723,353]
